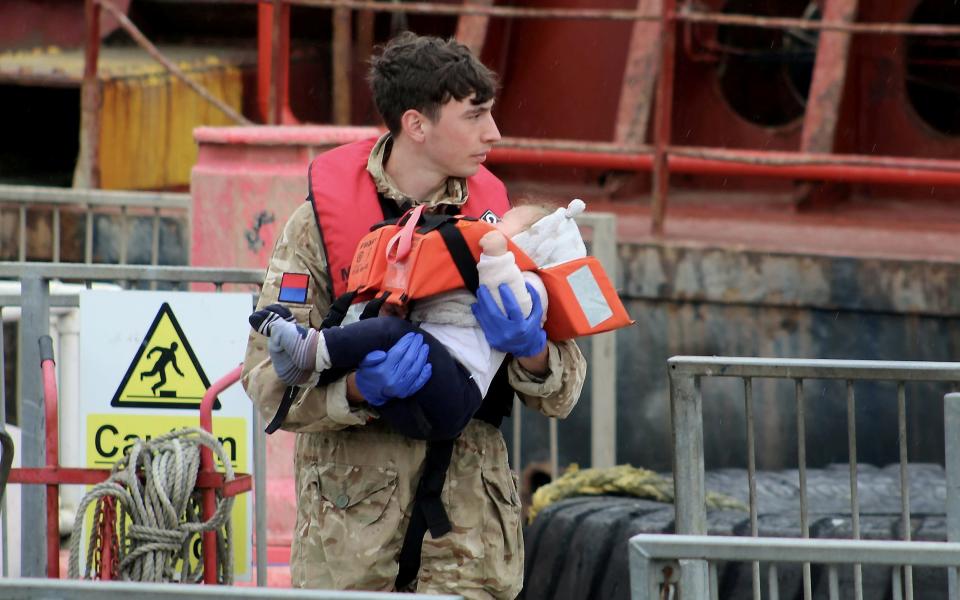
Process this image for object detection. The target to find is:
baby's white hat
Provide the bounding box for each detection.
[512,198,587,267]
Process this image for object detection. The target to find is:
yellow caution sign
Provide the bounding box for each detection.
[111,302,220,409]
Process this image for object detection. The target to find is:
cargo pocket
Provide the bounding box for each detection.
[480,466,524,596]
[291,467,324,588]
[314,463,403,589]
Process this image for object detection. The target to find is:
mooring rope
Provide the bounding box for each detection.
[68,428,236,583]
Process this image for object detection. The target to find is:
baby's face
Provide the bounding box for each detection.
[495,206,541,238]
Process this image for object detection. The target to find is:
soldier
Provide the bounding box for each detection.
[242,32,586,599]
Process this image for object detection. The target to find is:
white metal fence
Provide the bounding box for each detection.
[0,263,265,579]
[668,356,960,599]
[2,239,621,579]
[629,534,960,600]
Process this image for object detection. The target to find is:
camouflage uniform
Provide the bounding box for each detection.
[242,135,586,599]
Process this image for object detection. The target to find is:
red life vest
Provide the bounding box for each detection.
[308,137,511,299]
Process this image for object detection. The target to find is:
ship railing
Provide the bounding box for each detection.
[669,356,960,599]
[628,534,960,600]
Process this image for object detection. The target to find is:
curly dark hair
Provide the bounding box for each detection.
[368,32,498,134]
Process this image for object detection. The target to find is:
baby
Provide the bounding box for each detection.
[251,200,587,440]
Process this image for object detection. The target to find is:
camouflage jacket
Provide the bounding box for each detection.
[242,134,586,598]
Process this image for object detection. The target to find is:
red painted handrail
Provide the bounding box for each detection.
[39,336,60,579]
[198,363,244,585]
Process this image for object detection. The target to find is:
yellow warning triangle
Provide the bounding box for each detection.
[111,302,220,409]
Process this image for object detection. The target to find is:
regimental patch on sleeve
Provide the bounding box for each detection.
[278,272,310,304]
[479,209,500,224]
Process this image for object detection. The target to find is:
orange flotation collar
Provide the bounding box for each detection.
[333,205,633,341]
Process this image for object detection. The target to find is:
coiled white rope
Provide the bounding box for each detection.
[68,428,236,583]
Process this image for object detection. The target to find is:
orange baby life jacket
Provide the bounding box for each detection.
[342,204,633,341]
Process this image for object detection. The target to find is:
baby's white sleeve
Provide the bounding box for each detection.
[477,250,533,317]
[521,271,548,324]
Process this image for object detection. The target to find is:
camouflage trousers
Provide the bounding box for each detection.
[290,420,524,599]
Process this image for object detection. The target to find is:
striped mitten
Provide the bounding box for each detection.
[249,303,296,336]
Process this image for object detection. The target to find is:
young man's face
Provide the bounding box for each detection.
[421,94,502,178]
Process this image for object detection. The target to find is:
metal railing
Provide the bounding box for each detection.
[669,356,960,599]
[1,263,264,579]
[628,534,960,600]
[511,212,619,477]
[0,184,191,266]
[0,578,460,599]
[3,257,619,578]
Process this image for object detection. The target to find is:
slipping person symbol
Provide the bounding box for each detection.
[139,342,184,395]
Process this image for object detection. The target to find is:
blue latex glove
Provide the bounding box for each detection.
[355,332,432,406]
[471,282,547,358]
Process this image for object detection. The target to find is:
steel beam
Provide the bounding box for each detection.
[669,367,708,596]
[801,0,858,154]
[796,0,859,208]
[650,0,676,234]
[74,0,102,189]
[946,393,960,598]
[455,0,494,55]
[332,7,352,126]
[614,0,662,146]
[17,275,49,576]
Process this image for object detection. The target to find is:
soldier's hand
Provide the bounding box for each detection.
[472,283,547,357]
[354,332,432,406]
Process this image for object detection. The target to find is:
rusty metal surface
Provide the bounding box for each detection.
[98,0,251,125]
[680,6,960,36]
[331,6,352,125]
[190,126,378,270]
[455,0,495,55]
[76,0,102,190]
[285,0,660,21]
[0,0,129,51]
[800,0,858,154]
[0,45,257,86]
[614,0,662,146]
[265,1,287,125]
[651,0,676,234]
[621,243,960,316]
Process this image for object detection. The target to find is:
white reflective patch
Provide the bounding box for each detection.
[567,265,613,328]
